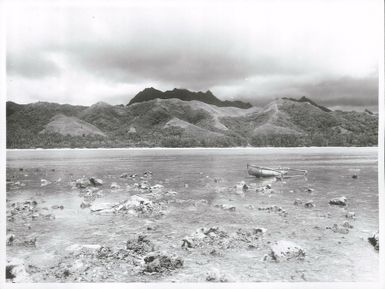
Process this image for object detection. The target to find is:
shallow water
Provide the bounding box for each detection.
[6,147,379,282]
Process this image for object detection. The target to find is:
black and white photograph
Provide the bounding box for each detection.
[1,0,384,287]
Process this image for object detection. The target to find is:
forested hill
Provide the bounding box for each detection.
[6,95,378,148]
[128,87,252,109]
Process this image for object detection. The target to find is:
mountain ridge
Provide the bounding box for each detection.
[128,87,253,109]
[282,96,331,112]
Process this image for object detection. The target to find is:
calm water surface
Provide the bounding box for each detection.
[6,147,379,282]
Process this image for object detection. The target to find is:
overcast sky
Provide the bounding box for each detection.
[6,0,380,110]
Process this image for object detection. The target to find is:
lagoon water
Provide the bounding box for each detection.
[6,147,379,282]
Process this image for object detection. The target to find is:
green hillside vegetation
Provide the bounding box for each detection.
[6,95,378,148]
[41,114,106,137]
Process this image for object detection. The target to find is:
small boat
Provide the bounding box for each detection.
[247,164,307,178]
[247,164,287,178]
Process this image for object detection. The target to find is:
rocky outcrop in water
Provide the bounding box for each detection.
[368,232,379,251]
[90,195,166,218]
[304,200,315,208]
[110,182,121,189]
[182,227,264,252]
[40,236,184,281]
[345,212,355,219]
[293,199,303,206]
[214,204,236,211]
[6,258,31,282]
[75,177,104,188]
[89,177,103,186]
[342,221,353,229]
[126,235,155,255]
[75,178,91,188]
[6,234,15,246]
[7,200,56,222]
[143,252,183,273]
[267,240,306,262]
[329,197,347,207]
[258,205,288,217]
[206,268,235,282]
[326,224,349,234]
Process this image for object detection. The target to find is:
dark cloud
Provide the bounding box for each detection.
[297,76,378,107]
[232,76,378,109]
[5,2,379,109]
[64,41,306,90]
[7,51,60,79]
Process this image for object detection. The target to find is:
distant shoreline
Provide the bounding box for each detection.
[6,146,378,152]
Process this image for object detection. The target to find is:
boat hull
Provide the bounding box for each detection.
[247,165,287,178]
